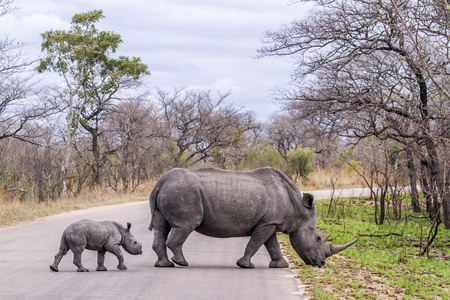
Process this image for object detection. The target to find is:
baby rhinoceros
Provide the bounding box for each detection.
[50,219,142,272]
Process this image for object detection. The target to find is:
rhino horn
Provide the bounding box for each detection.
[325,238,359,257]
[322,233,332,242]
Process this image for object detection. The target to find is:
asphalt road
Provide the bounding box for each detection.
[0,188,369,300]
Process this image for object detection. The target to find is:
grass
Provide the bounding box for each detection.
[296,168,366,190]
[280,196,450,299]
[0,181,155,227]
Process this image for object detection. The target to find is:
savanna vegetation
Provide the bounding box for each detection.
[1,0,450,298]
[280,194,450,299]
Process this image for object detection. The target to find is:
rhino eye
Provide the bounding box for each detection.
[316,236,322,241]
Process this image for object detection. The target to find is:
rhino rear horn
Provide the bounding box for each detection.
[127,222,131,230]
[322,233,332,242]
[327,238,359,257]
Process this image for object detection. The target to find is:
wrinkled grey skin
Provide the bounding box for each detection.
[50,219,142,272]
[149,168,358,268]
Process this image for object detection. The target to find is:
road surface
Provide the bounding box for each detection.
[0,188,368,300]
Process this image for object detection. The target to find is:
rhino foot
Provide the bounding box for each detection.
[171,257,189,267]
[269,259,289,268]
[96,266,107,271]
[50,265,59,272]
[117,264,127,270]
[77,268,89,272]
[155,260,175,267]
[236,258,255,269]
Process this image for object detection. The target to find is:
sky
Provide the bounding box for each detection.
[0,0,311,120]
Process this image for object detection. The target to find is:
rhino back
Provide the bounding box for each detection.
[65,220,120,251]
[156,168,300,237]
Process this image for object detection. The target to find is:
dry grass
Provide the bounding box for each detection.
[0,180,156,228]
[0,168,365,228]
[297,168,365,190]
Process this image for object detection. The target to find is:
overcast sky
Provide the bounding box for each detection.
[0,0,311,120]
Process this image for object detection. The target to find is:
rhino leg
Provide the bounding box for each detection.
[65,231,88,272]
[166,227,193,266]
[96,249,107,271]
[237,225,277,269]
[50,250,65,272]
[50,233,70,272]
[264,234,289,268]
[152,212,175,267]
[106,244,127,270]
[153,229,174,267]
[72,248,89,272]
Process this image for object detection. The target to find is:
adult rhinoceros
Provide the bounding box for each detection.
[149,167,358,268]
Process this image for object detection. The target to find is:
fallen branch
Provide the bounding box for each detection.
[359,231,404,238]
[7,188,27,193]
[420,215,441,257]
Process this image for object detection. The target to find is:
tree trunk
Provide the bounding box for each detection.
[80,117,103,188]
[61,99,75,195]
[379,189,386,225]
[443,194,450,229]
[61,145,71,195]
[425,139,450,228]
[420,159,434,217]
[405,149,420,212]
[91,129,103,188]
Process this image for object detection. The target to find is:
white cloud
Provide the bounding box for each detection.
[1,0,311,120]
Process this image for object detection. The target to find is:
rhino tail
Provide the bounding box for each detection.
[59,231,70,255]
[148,179,163,231]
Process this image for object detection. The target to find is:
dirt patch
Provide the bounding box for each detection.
[323,255,407,300]
[281,244,412,300]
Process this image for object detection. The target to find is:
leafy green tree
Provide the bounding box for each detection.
[287,148,315,183]
[37,10,149,190]
[239,142,286,171]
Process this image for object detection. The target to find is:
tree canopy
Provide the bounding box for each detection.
[259,0,450,228]
[37,9,150,189]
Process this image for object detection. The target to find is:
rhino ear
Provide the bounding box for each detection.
[302,193,314,208]
[127,222,131,230]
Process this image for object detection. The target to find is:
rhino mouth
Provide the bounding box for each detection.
[303,257,325,268]
[309,260,325,268]
[126,247,143,255]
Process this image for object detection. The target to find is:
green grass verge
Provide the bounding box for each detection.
[280,196,450,300]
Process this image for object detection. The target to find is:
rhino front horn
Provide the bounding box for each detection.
[326,238,359,257]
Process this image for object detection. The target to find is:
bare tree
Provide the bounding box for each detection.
[104,100,161,192]
[0,0,52,143]
[266,111,340,168]
[259,0,450,228]
[156,88,259,167]
[266,113,304,159]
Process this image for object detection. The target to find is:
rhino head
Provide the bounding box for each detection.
[289,193,358,267]
[121,222,143,255]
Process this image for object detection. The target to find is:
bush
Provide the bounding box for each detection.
[287,148,315,182]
